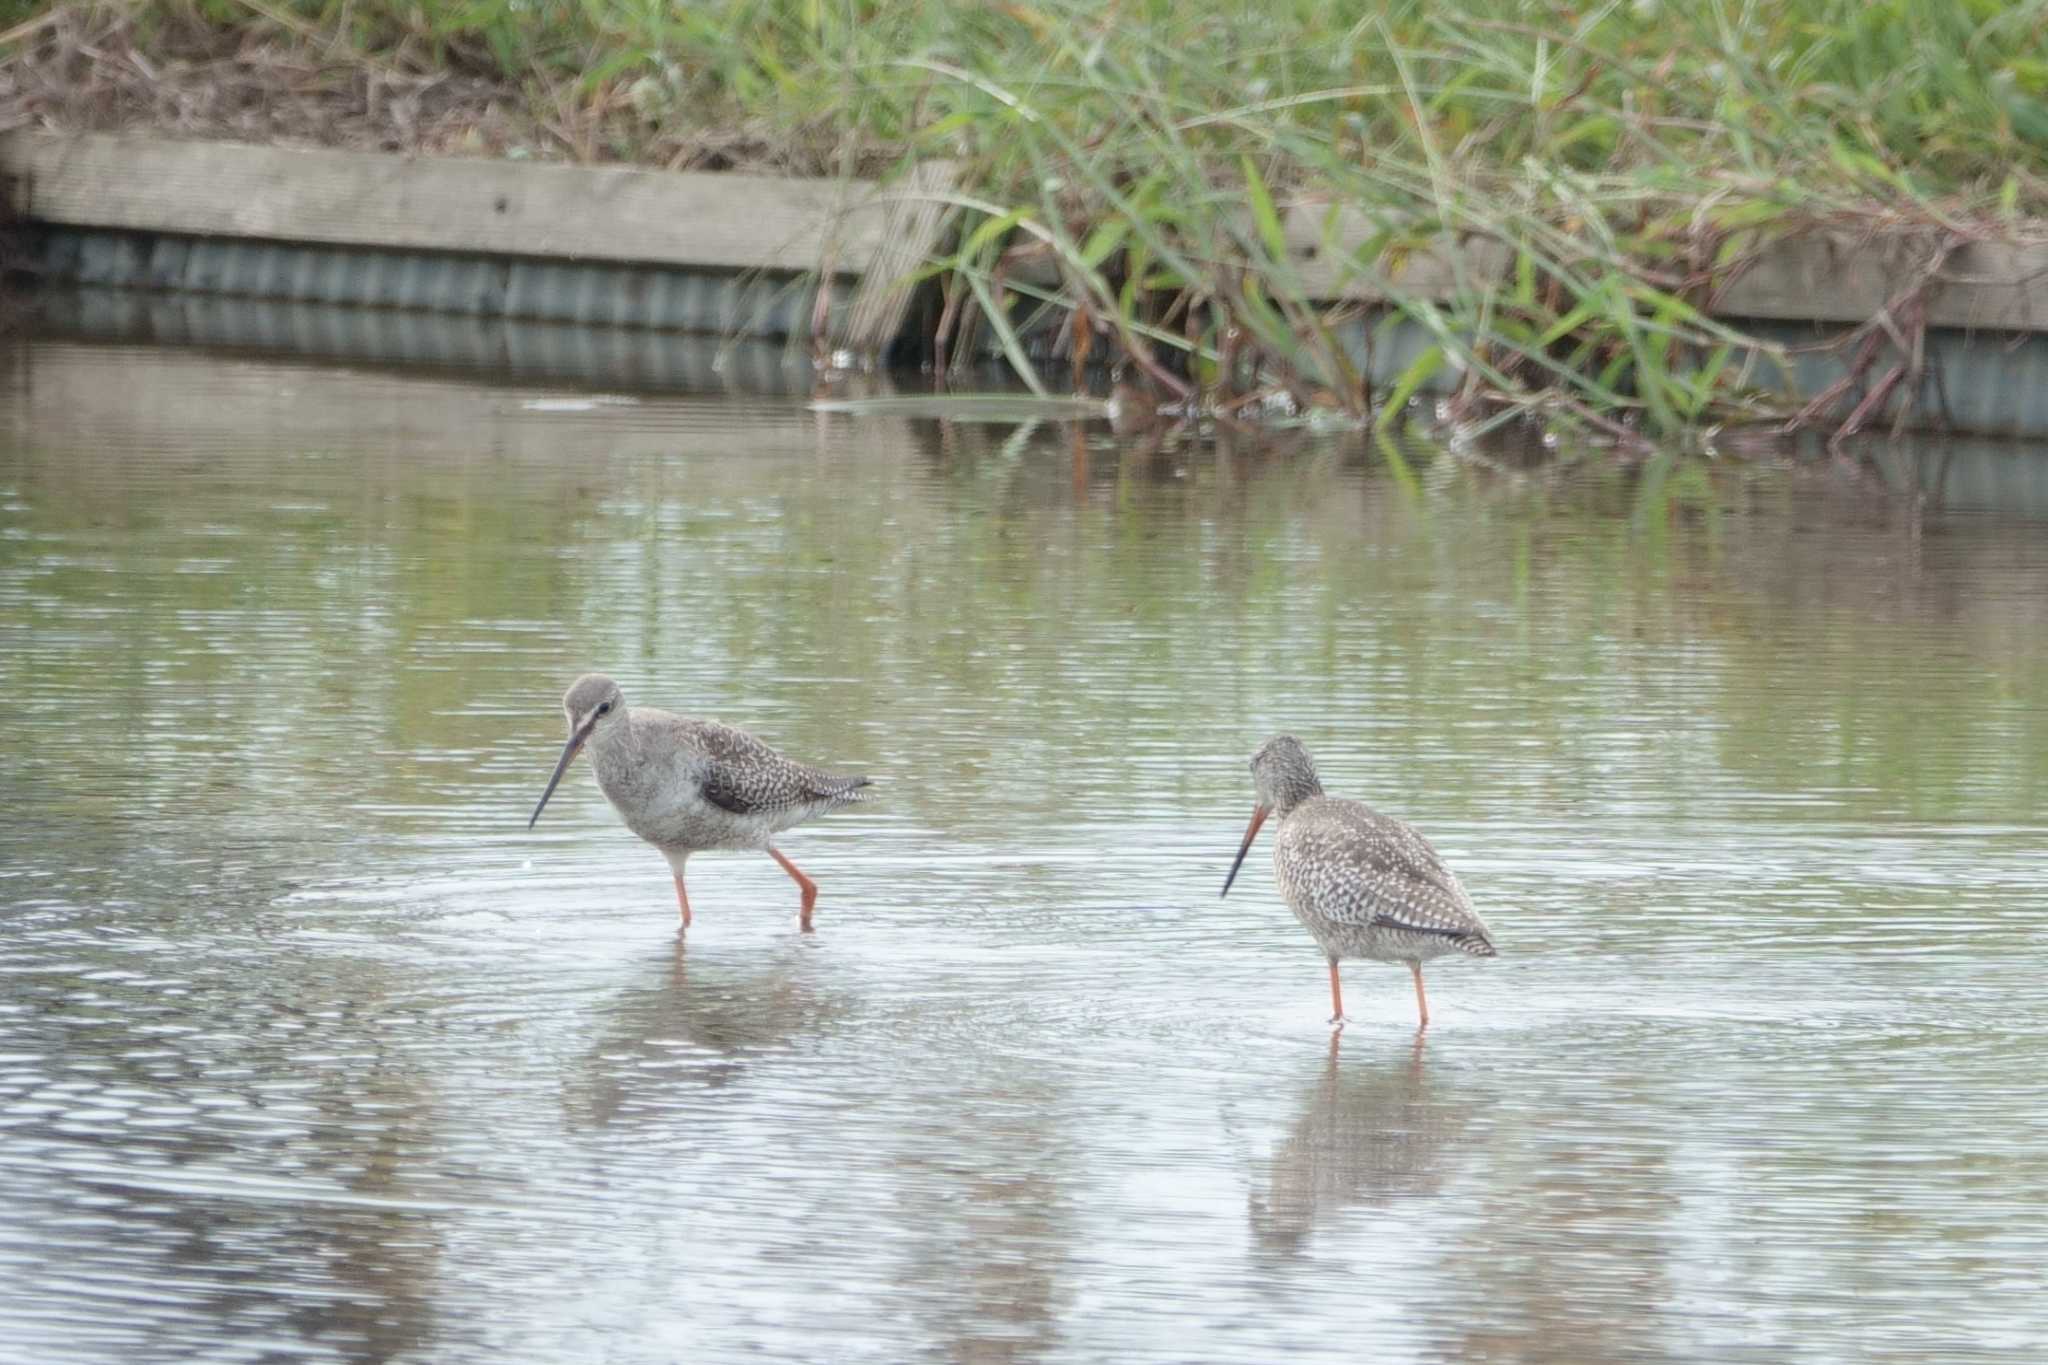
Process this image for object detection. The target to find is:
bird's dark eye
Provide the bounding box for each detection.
[596,701,612,716]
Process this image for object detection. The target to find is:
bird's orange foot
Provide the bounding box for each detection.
[770,848,818,933]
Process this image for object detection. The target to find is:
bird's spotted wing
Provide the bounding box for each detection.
[686,720,868,818]
[1286,798,1495,951]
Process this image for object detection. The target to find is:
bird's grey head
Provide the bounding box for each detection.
[1249,734,1324,816]
[528,673,626,830]
[562,673,626,736]
[1221,735,1326,898]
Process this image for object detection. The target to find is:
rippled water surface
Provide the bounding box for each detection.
[4,335,2048,1363]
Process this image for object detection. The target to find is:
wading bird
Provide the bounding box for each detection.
[528,673,870,931]
[1222,736,1496,1027]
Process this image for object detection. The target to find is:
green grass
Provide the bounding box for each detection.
[12,0,2048,440]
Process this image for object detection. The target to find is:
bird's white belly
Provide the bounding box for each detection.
[593,764,765,852]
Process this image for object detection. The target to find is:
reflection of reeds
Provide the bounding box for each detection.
[1251,1033,1470,1258]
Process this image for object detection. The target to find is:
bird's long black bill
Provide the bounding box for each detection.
[528,722,594,829]
[1220,805,1269,898]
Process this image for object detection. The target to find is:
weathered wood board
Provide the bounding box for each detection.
[1710,233,2048,333]
[0,130,925,274]
[1276,202,2048,332]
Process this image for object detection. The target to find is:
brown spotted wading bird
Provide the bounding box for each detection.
[528,674,871,931]
[1221,736,1496,1027]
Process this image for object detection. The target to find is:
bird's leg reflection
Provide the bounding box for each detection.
[579,936,847,1128]
[1252,1025,1457,1258]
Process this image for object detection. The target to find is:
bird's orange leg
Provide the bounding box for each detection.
[673,874,692,930]
[1328,958,1346,1025]
[1409,961,1430,1030]
[768,847,818,931]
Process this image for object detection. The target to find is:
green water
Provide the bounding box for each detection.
[2,335,2045,1363]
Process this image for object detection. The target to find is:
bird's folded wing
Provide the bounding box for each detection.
[685,720,848,817]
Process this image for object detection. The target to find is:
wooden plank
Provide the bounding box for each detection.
[1280,201,2048,333]
[1712,232,2048,333]
[1281,202,1514,302]
[0,130,908,275]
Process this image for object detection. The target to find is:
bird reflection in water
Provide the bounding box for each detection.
[1250,1031,1471,1257]
[577,936,851,1130]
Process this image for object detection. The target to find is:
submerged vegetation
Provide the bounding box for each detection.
[6,1,2048,443]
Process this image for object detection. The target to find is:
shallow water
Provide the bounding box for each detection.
[3,335,2047,1363]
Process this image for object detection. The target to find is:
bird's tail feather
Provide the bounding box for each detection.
[825,775,872,803]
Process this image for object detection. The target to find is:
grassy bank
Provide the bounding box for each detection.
[6,1,2048,444]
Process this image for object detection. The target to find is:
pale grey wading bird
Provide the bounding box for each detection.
[1221,736,1497,1027]
[528,674,871,931]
